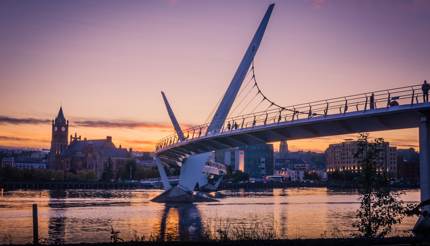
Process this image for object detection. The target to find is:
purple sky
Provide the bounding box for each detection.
[0,0,429,151]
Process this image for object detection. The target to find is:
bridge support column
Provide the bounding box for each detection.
[414,112,430,237]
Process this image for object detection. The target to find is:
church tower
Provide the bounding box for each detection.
[49,107,69,168]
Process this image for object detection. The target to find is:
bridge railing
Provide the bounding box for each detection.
[156,84,424,151]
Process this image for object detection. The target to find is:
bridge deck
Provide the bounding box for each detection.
[156,84,430,163]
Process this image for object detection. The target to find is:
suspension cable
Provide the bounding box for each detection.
[230,77,258,116]
[237,91,260,116]
[204,67,254,123]
[250,60,311,116]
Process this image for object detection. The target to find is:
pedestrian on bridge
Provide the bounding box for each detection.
[422,80,429,102]
[369,93,375,110]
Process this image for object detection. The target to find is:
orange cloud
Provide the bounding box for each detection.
[73,120,172,130]
[124,139,159,145]
[0,116,50,125]
[0,115,191,132]
[0,135,49,149]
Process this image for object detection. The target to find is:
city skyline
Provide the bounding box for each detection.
[1,0,429,151]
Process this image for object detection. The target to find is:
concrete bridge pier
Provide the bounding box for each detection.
[414,112,430,236]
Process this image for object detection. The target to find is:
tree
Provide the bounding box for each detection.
[353,133,411,238]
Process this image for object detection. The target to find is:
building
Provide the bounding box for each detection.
[48,107,69,169]
[1,157,47,169]
[241,144,274,178]
[1,157,15,168]
[134,152,156,167]
[215,143,274,178]
[325,139,397,178]
[60,135,132,179]
[48,107,133,179]
[274,168,304,182]
[279,140,288,158]
[214,147,244,172]
[275,158,308,171]
[14,162,47,169]
[397,148,420,185]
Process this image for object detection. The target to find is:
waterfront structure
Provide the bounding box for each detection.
[215,144,273,177]
[154,3,429,233]
[325,140,397,178]
[48,108,133,179]
[153,4,274,202]
[241,144,274,178]
[1,157,14,168]
[397,148,420,185]
[135,152,157,167]
[60,135,132,179]
[275,158,308,171]
[1,157,47,169]
[274,168,304,182]
[48,107,69,169]
[14,162,46,169]
[279,140,289,158]
[215,148,244,172]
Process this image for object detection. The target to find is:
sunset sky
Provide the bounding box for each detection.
[0,0,429,152]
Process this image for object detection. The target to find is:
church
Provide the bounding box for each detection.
[48,107,133,179]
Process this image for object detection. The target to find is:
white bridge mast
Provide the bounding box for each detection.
[153,4,276,202]
[207,3,275,134]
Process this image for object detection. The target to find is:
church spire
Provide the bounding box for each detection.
[57,106,65,119]
[55,106,66,124]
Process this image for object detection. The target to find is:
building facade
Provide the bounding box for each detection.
[396,148,420,185]
[48,107,133,179]
[1,157,15,168]
[279,140,288,158]
[48,107,69,169]
[214,147,244,172]
[325,140,397,178]
[215,143,274,178]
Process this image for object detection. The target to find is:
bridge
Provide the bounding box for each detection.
[156,84,428,161]
[152,3,430,234]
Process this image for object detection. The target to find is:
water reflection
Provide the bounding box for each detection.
[158,204,202,241]
[48,190,67,244]
[0,188,420,244]
[273,188,287,238]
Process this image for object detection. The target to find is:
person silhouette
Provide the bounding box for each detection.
[422,80,429,103]
[369,93,375,110]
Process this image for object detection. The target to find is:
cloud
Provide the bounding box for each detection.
[0,135,49,143]
[0,136,31,141]
[0,116,50,125]
[0,115,193,131]
[311,0,328,9]
[396,144,418,149]
[72,119,193,131]
[73,120,172,130]
[124,139,159,145]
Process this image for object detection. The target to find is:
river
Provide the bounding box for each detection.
[0,188,420,244]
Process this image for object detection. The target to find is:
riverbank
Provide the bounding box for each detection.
[0,181,150,190]
[0,181,419,191]
[3,237,429,246]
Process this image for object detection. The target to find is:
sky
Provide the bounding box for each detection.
[0,0,429,152]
